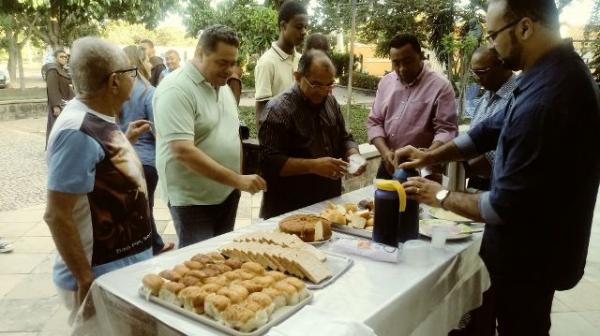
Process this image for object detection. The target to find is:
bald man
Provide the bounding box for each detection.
[465,47,516,190]
[258,50,366,219]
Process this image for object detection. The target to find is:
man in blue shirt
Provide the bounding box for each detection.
[395,0,600,334]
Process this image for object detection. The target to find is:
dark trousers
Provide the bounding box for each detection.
[169,190,241,248]
[143,165,166,255]
[491,274,555,336]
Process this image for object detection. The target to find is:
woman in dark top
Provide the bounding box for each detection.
[45,49,75,146]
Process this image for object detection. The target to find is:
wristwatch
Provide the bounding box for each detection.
[435,189,450,209]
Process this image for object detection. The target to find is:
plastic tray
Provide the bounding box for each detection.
[331,223,373,239]
[139,287,313,336]
[307,251,354,290]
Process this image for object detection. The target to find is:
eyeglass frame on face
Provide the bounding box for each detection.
[486,17,523,44]
[105,67,138,82]
[470,67,493,79]
[302,77,335,92]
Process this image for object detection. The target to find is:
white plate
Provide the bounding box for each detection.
[419,219,471,240]
[428,208,473,222]
[330,223,373,239]
[306,238,331,246]
[139,287,313,336]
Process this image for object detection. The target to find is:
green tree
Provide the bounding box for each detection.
[183,0,279,63]
[10,0,177,49]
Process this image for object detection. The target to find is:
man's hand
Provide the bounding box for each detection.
[402,176,443,207]
[382,150,395,176]
[310,157,348,180]
[236,174,267,194]
[393,146,432,170]
[125,120,152,144]
[53,106,61,117]
[77,278,93,306]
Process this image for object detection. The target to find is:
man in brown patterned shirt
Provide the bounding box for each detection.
[259,50,367,219]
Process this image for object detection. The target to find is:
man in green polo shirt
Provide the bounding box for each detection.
[254,0,308,129]
[154,25,267,247]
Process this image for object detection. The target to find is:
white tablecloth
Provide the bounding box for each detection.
[73,186,490,336]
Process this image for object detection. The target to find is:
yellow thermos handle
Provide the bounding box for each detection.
[375,179,407,212]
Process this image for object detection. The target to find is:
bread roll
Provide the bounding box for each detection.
[184,260,204,270]
[159,270,181,282]
[180,275,202,287]
[283,277,309,300]
[241,261,265,275]
[252,276,275,288]
[178,286,206,314]
[206,251,226,263]
[198,283,222,295]
[204,275,229,287]
[142,274,164,297]
[158,281,185,307]
[173,265,190,277]
[204,293,231,320]
[221,303,268,332]
[261,287,287,309]
[224,257,243,270]
[247,292,275,315]
[192,254,212,264]
[239,280,264,293]
[218,287,247,304]
[187,270,210,280]
[265,271,287,282]
[272,281,299,305]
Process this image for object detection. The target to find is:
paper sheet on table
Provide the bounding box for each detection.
[267,305,377,336]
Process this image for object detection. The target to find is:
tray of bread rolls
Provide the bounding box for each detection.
[140,251,313,336]
[227,230,353,290]
[320,200,374,239]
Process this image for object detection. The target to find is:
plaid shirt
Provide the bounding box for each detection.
[469,75,518,165]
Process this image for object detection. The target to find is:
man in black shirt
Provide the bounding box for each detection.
[395,0,600,334]
[259,50,367,219]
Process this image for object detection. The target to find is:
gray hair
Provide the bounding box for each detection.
[197,25,240,55]
[69,36,129,94]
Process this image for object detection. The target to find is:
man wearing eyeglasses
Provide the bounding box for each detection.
[394,0,600,334]
[258,50,366,219]
[368,33,458,180]
[44,37,154,321]
[464,47,516,191]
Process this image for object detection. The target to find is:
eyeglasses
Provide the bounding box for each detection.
[58,55,68,59]
[486,18,522,44]
[470,67,492,78]
[302,77,335,91]
[106,67,138,81]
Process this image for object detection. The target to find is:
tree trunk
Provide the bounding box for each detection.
[17,46,26,90]
[7,34,18,82]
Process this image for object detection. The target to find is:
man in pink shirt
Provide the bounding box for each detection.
[368,33,458,178]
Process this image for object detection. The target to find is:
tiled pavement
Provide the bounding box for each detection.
[1,192,600,335]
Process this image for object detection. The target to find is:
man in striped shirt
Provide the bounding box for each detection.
[465,47,517,190]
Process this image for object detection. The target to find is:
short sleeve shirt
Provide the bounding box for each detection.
[154,62,241,206]
[47,99,152,291]
[254,42,301,101]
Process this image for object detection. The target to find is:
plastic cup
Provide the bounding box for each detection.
[401,240,431,266]
[431,225,450,248]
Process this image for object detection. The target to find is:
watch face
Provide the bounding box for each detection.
[436,190,448,201]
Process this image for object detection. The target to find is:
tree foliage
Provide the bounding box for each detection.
[4,0,177,49]
[101,21,196,48]
[183,0,280,63]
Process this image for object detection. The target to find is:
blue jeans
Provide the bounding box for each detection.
[169,190,241,247]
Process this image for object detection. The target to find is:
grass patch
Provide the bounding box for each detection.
[0,88,46,101]
[239,104,370,144]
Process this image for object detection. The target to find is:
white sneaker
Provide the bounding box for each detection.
[0,239,14,253]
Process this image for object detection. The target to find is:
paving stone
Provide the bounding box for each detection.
[0,253,47,274]
[12,236,56,254]
[23,222,51,237]
[153,208,172,221]
[580,310,600,330]
[39,303,71,334]
[4,273,57,299]
[163,221,176,235]
[0,297,59,332]
[0,274,28,299]
[0,221,38,237]
[235,219,251,229]
[236,206,251,220]
[555,278,600,311]
[31,255,54,274]
[550,312,600,336]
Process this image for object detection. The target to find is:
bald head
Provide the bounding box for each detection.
[470,46,513,92]
[305,33,330,53]
[70,36,129,95]
[297,49,336,77]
